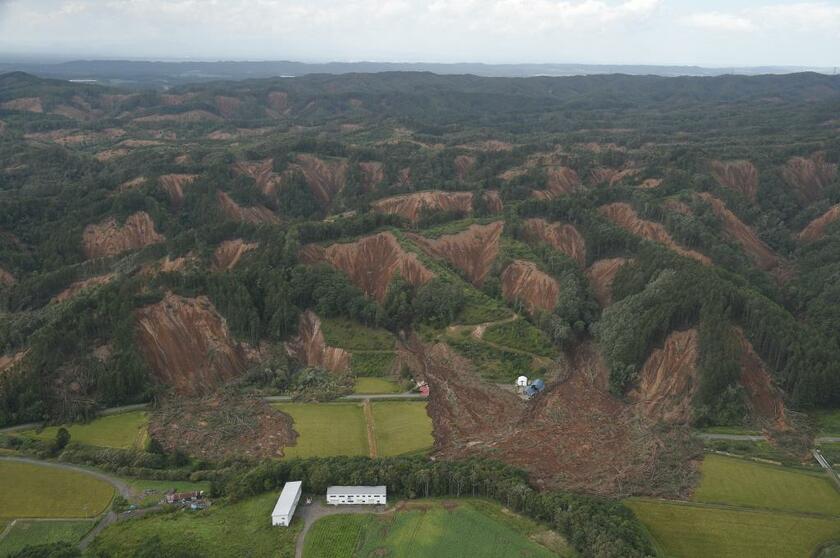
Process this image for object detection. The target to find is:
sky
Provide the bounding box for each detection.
[0,0,838,67]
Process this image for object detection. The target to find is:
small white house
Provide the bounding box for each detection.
[326,485,386,506]
[516,375,529,389]
[271,481,302,526]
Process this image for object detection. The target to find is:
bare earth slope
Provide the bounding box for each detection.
[285,310,351,374]
[82,211,164,259]
[520,218,586,265]
[407,222,503,286]
[500,260,560,315]
[710,160,759,201]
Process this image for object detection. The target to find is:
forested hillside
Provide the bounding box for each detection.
[1,69,839,495]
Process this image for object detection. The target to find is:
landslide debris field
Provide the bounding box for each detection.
[1,70,840,498]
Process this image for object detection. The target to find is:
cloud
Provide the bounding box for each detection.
[682,11,755,32]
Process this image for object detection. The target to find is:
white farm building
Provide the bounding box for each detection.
[327,485,386,506]
[271,481,302,526]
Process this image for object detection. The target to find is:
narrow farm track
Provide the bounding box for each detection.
[363,399,378,458]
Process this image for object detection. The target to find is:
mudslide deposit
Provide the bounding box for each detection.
[158,174,198,205]
[0,267,15,286]
[710,160,759,201]
[292,154,348,206]
[285,310,351,374]
[783,153,838,204]
[299,232,434,301]
[586,258,629,307]
[735,329,787,428]
[359,161,384,189]
[232,159,283,197]
[134,293,249,396]
[599,203,710,265]
[520,218,586,266]
[454,155,476,180]
[1,97,43,113]
[799,205,840,242]
[698,193,778,271]
[51,274,115,304]
[407,222,503,286]
[532,167,582,199]
[213,239,258,271]
[629,330,699,424]
[500,260,559,315]
[82,211,164,259]
[589,167,639,186]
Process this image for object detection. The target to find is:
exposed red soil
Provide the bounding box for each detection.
[482,191,504,213]
[160,93,197,106]
[532,167,582,199]
[175,154,192,165]
[454,155,476,180]
[800,204,840,242]
[213,239,258,271]
[783,153,838,204]
[24,128,126,146]
[50,273,116,304]
[407,221,504,286]
[586,258,629,307]
[134,293,250,396]
[206,128,272,141]
[82,211,165,259]
[300,232,434,301]
[149,393,297,460]
[663,199,692,215]
[285,310,351,374]
[372,191,473,223]
[358,161,384,189]
[500,260,559,315]
[118,177,147,192]
[590,167,639,186]
[735,328,788,429]
[291,154,348,207]
[0,350,28,375]
[217,191,280,225]
[710,160,759,202]
[158,174,199,205]
[1,97,43,113]
[232,158,283,197]
[139,254,196,277]
[266,91,289,113]
[403,338,696,496]
[697,193,778,271]
[0,267,15,286]
[94,149,129,162]
[520,218,586,266]
[630,330,699,424]
[214,95,241,118]
[52,102,100,121]
[133,110,222,124]
[599,203,711,265]
[639,178,663,189]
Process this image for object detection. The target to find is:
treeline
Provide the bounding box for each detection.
[222,456,655,558]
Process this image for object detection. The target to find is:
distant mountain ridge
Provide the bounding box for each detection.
[0,59,834,88]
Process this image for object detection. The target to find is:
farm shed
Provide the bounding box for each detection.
[272,481,302,526]
[327,485,387,505]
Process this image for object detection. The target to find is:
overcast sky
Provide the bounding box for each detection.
[0,0,838,67]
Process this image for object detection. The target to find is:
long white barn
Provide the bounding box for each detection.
[326,485,386,505]
[272,481,302,526]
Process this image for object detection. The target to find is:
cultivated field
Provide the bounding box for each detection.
[90,492,300,557]
[629,455,840,557]
[321,317,395,350]
[372,401,434,456]
[353,377,402,394]
[694,454,840,514]
[20,410,149,449]
[0,461,114,519]
[628,500,840,558]
[303,500,568,558]
[0,519,93,555]
[274,403,369,458]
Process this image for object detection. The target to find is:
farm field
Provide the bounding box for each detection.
[693,455,840,514]
[303,499,569,558]
[482,319,557,357]
[19,411,149,449]
[0,519,93,555]
[321,317,395,350]
[628,499,840,558]
[353,377,402,395]
[90,491,300,557]
[274,403,369,458]
[371,401,434,457]
[0,461,114,519]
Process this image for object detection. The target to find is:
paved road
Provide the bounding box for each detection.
[699,433,840,444]
[294,500,385,558]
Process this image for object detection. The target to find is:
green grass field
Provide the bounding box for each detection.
[353,377,402,394]
[813,409,840,435]
[90,492,300,558]
[321,317,395,350]
[693,455,840,514]
[274,403,369,458]
[628,499,840,558]
[0,461,114,519]
[482,319,557,357]
[304,500,568,558]
[371,401,433,457]
[447,334,534,382]
[19,411,149,449]
[350,351,396,376]
[0,520,94,555]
